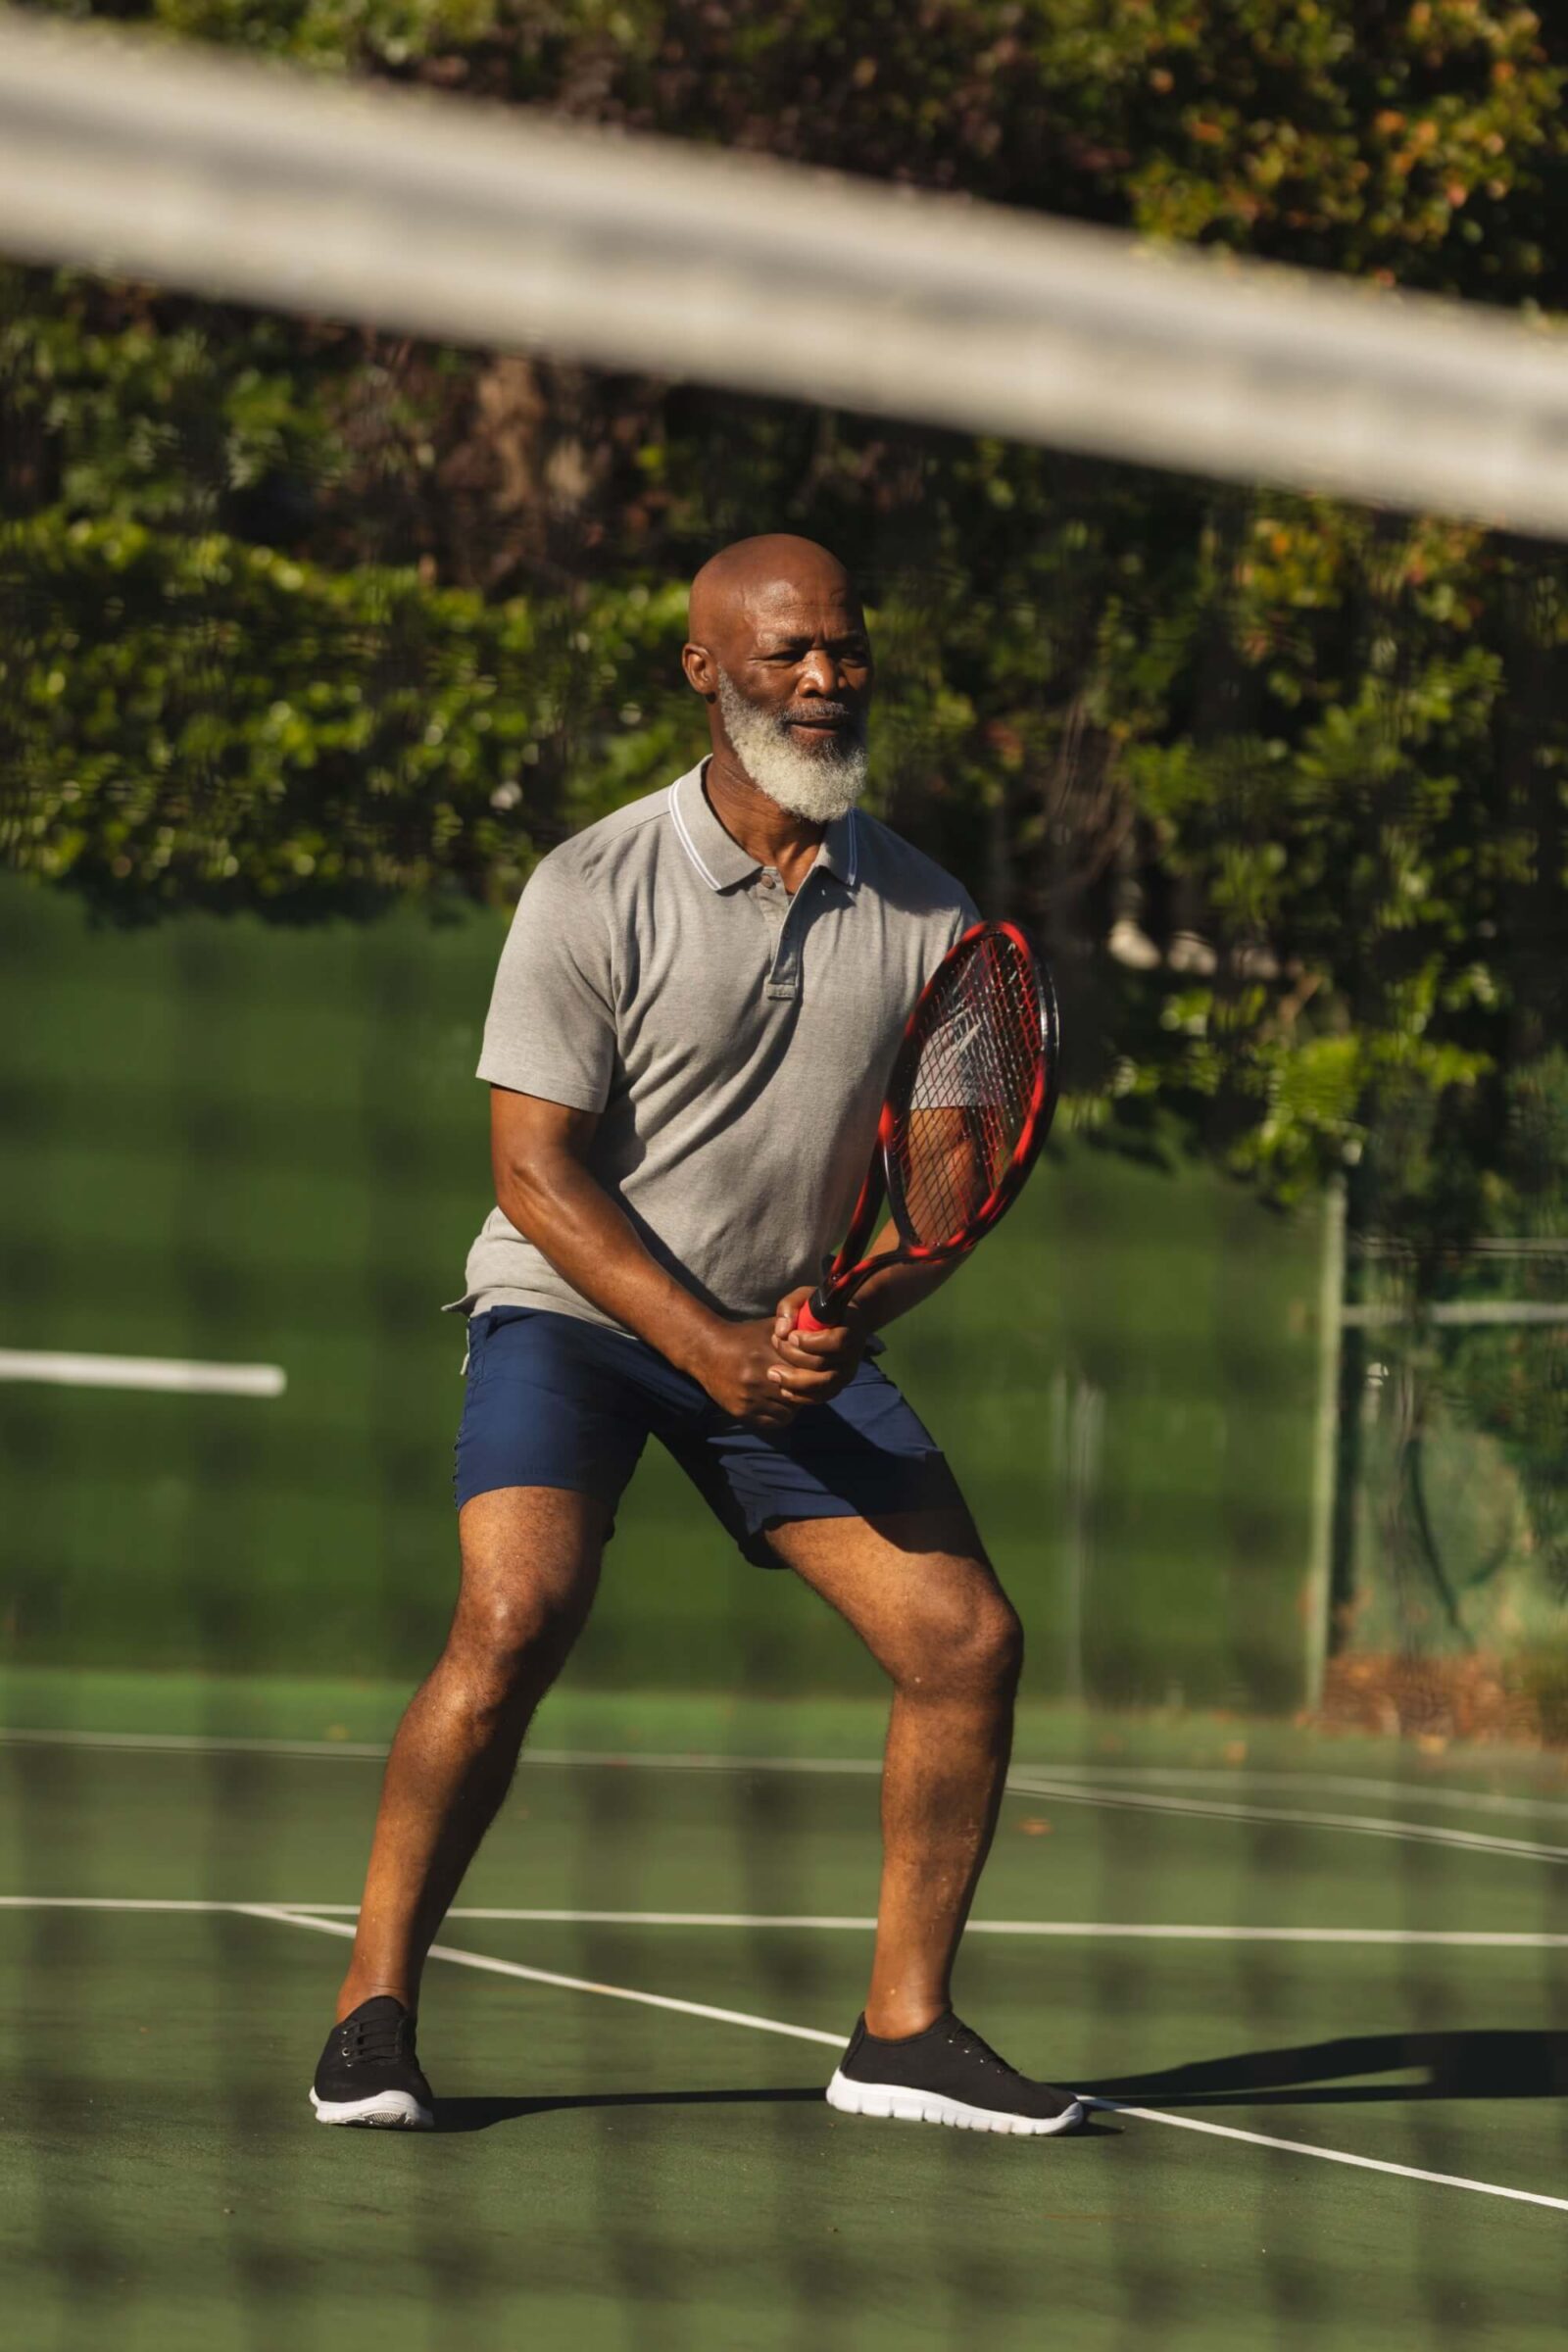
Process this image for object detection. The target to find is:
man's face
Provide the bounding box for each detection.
[723,578,874,760]
[709,577,873,822]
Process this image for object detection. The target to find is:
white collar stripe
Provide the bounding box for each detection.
[666,782,721,891]
[670,773,858,891]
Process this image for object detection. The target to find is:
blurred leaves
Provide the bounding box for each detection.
[3,0,1567,1207]
[1,512,692,913]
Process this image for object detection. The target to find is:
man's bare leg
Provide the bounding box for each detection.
[765,1507,1021,2040]
[334,1484,609,2021]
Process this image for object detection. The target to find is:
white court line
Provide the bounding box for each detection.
[1031,1766,1568,1826]
[247,1906,842,2048]
[322,1910,1568,1947]
[0,1729,391,1760]
[9,1730,1568,1862]
[0,1349,285,1397]
[0,1732,881,1769]
[2,1897,1563,2202]
[248,1904,1568,2213]
[7,1897,1568,1948]
[0,1896,239,1912]
[7,1724,1568,1830]
[1007,1775,1568,1867]
[1084,2101,1568,2215]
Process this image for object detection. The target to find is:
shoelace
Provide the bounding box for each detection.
[336,2010,415,2068]
[943,2020,1012,2077]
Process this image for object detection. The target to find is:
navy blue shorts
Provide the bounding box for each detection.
[454,1306,964,1565]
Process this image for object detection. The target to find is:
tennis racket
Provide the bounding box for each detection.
[795,918,1059,1333]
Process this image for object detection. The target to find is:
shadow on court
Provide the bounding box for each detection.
[434,2088,1123,2135]
[1087,2030,1568,2109]
[434,2086,827,2132]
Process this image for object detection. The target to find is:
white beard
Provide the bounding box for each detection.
[715,671,868,823]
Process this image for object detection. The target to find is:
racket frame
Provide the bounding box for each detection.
[800,919,1059,1329]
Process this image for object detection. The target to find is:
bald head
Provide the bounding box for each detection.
[681,535,873,825]
[688,533,858,651]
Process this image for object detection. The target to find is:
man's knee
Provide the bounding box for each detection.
[954,1590,1025,1697]
[901,1579,1023,1703]
[446,1489,606,1710]
[445,1581,586,1709]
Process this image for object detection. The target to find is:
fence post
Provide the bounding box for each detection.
[1303,1173,1348,1710]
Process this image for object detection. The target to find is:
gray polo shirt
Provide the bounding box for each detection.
[456,760,977,1334]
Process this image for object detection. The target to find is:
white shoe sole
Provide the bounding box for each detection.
[825,2071,1084,2137]
[310,2086,433,2130]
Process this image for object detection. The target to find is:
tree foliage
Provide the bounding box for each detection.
[3,0,1566,1207]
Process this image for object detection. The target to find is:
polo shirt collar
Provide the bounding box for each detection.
[815,808,859,887]
[668,762,760,890]
[669,761,860,894]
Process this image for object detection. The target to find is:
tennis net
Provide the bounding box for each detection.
[2,4,1568,536]
[4,8,1568,2345]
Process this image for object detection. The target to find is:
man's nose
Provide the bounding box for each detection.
[798,651,842,695]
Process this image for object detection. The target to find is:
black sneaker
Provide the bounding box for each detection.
[826,2011,1084,2137]
[310,1996,434,2130]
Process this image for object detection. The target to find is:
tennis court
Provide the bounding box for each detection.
[8,7,1568,2346]
[5,1678,1568,2348]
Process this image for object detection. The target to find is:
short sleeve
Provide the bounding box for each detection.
[927,887,981,980]
[476,853,615,1111]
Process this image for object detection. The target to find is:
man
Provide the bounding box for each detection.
[310,534,1083,2139]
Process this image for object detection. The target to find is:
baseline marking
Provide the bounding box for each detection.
[250,1905,1568,2212]
[8,1731,1568,1862]
[0,1896,239,1912]
[3,1896,1568,1947]
[7,1724,1568,1827]
[0,1729,390,1760]
[314,1909,1568,1947]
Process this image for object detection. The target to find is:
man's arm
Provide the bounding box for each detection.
[491,1087,801,1428]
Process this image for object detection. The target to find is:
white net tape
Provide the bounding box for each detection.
[2,7,1567,538]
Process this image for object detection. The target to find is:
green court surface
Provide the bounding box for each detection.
[5,1679,1568,2349]
[0,871,1325,1711]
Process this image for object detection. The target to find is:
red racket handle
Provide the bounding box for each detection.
[793,1297,829,1334]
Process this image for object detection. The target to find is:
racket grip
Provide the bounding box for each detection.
[793,1297,830,1334]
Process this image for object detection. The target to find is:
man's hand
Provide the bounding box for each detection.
[766,1288,870,1405]
[688,1317,807,1427]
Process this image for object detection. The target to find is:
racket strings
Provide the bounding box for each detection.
[888,932,1042,1247]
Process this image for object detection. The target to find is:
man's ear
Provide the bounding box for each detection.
[681,642,719,700]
